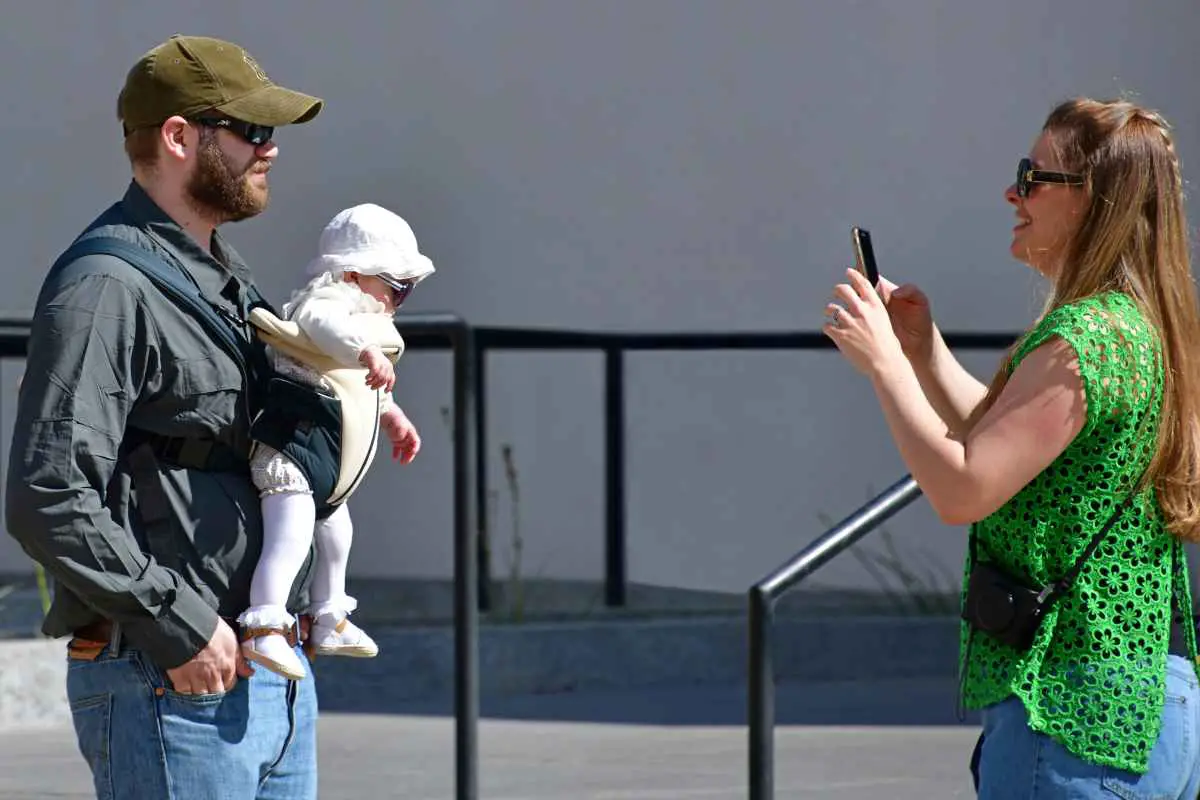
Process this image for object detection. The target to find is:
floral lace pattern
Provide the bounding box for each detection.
[250,442,312,496]
[960,292,1195,773]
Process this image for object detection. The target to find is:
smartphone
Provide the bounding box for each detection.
[851,227,880,286]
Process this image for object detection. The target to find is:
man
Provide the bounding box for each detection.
[6,34,415,798]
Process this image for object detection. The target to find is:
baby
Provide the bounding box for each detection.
[238,203,434,680]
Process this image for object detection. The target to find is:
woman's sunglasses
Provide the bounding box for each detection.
[193,116,275,147]
[1016,157,1084,198]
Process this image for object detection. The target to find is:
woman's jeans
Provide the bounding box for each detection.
[972,655,1200,799]
[66,638,318,799]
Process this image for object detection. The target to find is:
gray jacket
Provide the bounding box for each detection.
[6,181,310,669]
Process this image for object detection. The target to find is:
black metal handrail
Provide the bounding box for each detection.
[0,317,1018,615]
[409,315,479,800]
[746,475,925,799]
[461,327,1018,611]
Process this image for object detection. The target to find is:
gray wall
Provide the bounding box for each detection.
[2,1,1199,598]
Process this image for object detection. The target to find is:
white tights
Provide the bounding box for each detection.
[248,493,355,618]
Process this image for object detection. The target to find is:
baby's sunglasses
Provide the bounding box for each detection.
[377,275,416,307]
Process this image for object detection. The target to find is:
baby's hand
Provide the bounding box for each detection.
[358,346,395,391]
[382,407,421,464]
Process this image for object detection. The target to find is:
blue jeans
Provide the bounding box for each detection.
[67,639,318,799]
[972,655,1200,799]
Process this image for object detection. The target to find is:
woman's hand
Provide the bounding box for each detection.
[876,277,936,368]
[823,268,907,377]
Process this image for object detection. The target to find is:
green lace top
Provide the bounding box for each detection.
[959,291,1196,773]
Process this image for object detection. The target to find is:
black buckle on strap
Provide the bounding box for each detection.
[156,436,214,469]
[132,431,247,472]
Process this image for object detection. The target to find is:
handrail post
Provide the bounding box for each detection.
[745,475,923,799]
[453,324,479,800]
[748,586,775,800]
[604,347,626,607]
[473,342,491,612]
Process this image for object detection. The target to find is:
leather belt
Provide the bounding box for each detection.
[73,617,300,647]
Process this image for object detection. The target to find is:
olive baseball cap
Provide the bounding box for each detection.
[118,34,323,134]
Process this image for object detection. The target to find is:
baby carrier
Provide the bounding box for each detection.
[51,235,400,516]
[247,307,404,515]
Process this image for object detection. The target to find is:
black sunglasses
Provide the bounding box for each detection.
[1016,157,1084,198]
[392,281,415,307]
[379,277,416,307]
[193,117,274,147]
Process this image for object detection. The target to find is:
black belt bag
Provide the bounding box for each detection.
[962,562,1057,651]
[962,491,1135,651]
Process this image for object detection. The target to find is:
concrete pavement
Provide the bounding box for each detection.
[0,677,981,799]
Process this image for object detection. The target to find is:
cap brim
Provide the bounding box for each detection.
[217,84,324,126]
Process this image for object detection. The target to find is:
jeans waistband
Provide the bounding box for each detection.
[1167,653,1198,682]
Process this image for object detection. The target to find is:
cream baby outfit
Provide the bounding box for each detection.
[238,204,434,680]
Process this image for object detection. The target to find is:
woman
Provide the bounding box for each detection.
[824,98,1200,797]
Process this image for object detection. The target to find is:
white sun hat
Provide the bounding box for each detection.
[306,203,435,286]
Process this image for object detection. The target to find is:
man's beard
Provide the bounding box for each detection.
[185,132,269,225]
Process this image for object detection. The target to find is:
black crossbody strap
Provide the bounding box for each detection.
[1045,489,1138,599]
[968,481,1141,603]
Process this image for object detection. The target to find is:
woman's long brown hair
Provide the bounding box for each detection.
[976,98,1200,540]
